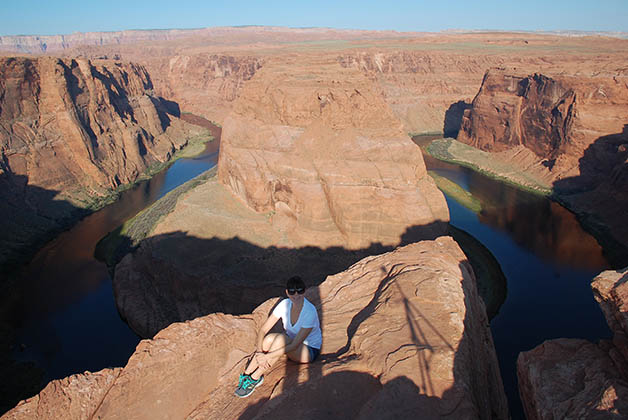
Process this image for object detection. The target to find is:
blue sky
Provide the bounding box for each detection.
[1,0,626,36]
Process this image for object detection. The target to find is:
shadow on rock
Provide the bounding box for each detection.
[0,176,84,415]
[111,221,449,338]
[443,100,472,139]
[237,372,439,419]
[552,124,628,268]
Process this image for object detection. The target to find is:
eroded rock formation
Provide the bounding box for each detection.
[0,56,208,272]
[338,51,507,135]
[218,58,449,249]
[5,239,509,419]
[143,54,263,124]
[457,68,628,259]
[517,267,628,419]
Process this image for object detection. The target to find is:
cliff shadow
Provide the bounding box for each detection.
[551,124,628,268]
[0,174,89,416]
[109,221,450,338]
[0,174,88,279]
[443,100,472,138]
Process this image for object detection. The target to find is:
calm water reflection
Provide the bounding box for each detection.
[13,139,219,381]
[414,135,611,418]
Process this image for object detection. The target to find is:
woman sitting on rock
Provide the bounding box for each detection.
[235,275,322,398]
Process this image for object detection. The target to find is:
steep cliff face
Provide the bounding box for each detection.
[0,56,207,272]
[143,54,263,124]
[0,29,209,54]
[517,268,628,419]
[7,239,509,419]
[218,58,449,250]
[458,68,628,181]
[458,71,576,159]
[457,69,628,257]
[337,51,512,135]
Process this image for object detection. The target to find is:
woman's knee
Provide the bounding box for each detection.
[262,333,280,352]
[263,333,290,352]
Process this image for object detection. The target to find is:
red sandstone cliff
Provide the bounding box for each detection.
[218,57,449,249]
[517,267,628,419]
[5,239,509,419]
[143,54,263,124]
[337,51,507,135]
[457,68,628,257]
[0,56,208,272]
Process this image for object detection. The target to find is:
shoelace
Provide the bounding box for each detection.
[242,376,258,389]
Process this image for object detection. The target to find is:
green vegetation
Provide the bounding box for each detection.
[426,138,552,196]
[85,132,214,212]
[428,171,482,213]
[449,225,508,320]
[408,131,443,137]
[95,167,217,268]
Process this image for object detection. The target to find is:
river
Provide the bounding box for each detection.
[11,138,220,382]
[9,134,613,418]
[414,135,612,418]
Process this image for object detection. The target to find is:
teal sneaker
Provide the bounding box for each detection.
[234,374,264,398]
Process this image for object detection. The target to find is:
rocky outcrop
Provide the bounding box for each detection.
[338,51,508,135]
[0,56,208,273]
[6,238,509,419]
[517,267,628,419]
[143,54,263,124]
[457,69,628,259]
[218,58,449,249]
[458,68,628,180]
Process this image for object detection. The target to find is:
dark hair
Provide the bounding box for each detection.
[286,275,306,290]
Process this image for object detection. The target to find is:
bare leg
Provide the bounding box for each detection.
[248,333,291,380]
[244,333,284,377]
[286,343,312,363]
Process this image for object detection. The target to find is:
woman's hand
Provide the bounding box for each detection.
[255,352,271,370]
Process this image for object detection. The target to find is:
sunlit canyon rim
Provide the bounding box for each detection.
[1,27,627,418]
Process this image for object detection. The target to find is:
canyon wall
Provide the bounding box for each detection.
[5,239,509,420]
[458,69,628,180]
[517,267,628,419]
[457,68,628,258]
[218,57,449,249]
[0,29,207,54]
[142,54,263,124]
[0,56,208,273]
[337,51,508,135]
[0,27,417,55]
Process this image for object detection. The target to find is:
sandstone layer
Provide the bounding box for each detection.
[54,30,628,135]
[6,238,509,420]
[143,54,263,124]
[517,267,628,419]
[0,56,208,273]
[218,58,449,249]
[0,27,422,55]
[457,68,628,259]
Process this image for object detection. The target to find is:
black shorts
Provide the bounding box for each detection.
[306,345,321,362]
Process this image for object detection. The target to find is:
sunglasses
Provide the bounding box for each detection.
[287,288,305,295]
